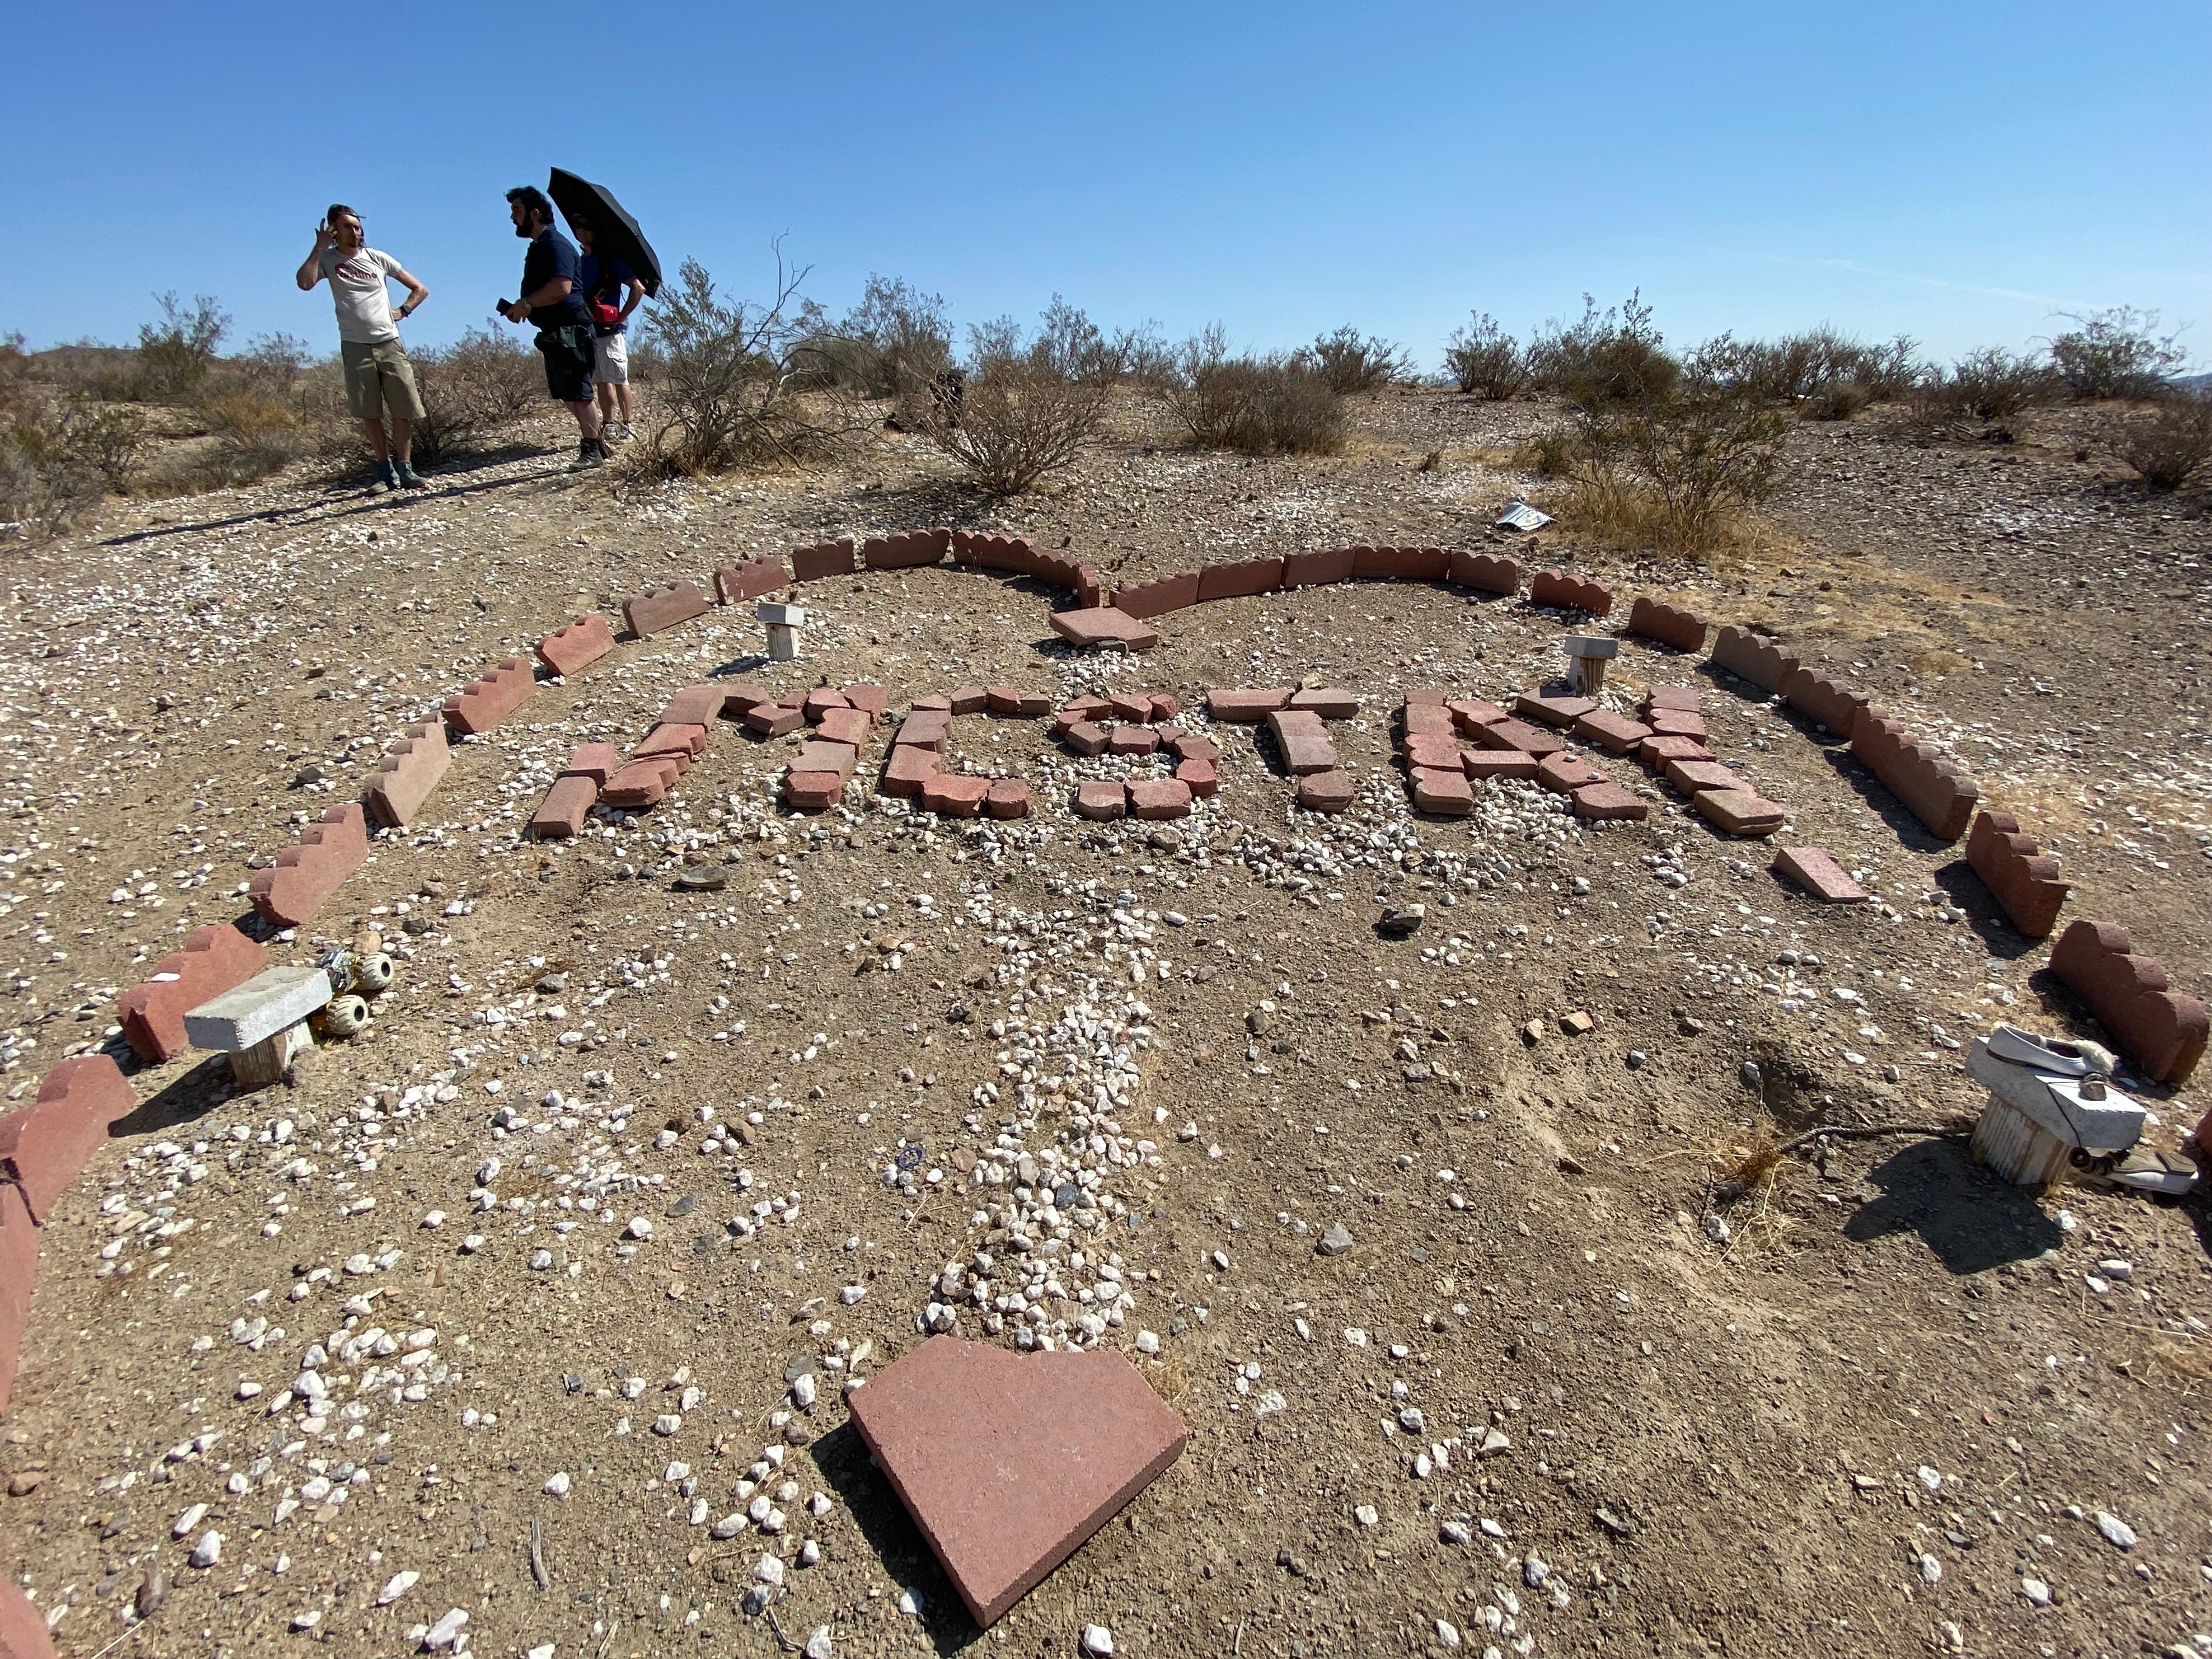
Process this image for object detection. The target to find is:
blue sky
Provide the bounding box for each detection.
[3,2,2206,369]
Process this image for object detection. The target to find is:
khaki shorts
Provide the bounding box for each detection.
[592,331,629,385]
[341,337,427,422]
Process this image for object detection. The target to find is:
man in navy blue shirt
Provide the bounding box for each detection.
[574,219,645,444]
[500,186,607,471]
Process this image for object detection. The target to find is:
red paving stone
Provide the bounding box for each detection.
[714,557,788,605]
[529,774,600,839]
[365,720,451,828]
[1296,770,1355,812]
[1964,810,2071,939]
[563,742,620,786]
[1647,709,1708,739]
[922,775,991,817]
[603,758,680,810]
[442,655,538,735]
[1447,699,1509,733]
[1167,733,1220,764]
[2050,920,2208,1086]
[623,580,712,638]
[1476,718,1562,758]
[250,804,369,928]
[659,684,727,727]
[949,686,991,715]
[1640,735,1715,771]
[986,780,1032,819]
[1694,789,1788,837]
[847,1336,1186,1628]
[1075,781,1127,821]
[745,704,805,738]
[1401,705,1455,739]
[1664,758,1743,794]
[1175,758,1219,797]
[1572,782,1649,821]
[1206,688,1290,720]
[1536,753,1604,793]
[1062,722,1110,757]
[1288,688,1358,718]
[815,707,872,746]
[1402,734,1463,772]
[1462,751,1539,781]
[1107,726,1161,757]
[783,771,843,811]
[1644,686,1702,713]
[635,723,709,760]
[1626,595,1708,653]
[1574,709,1654,754]
[880,747,942,797]
[803,688,853,719]
[842,684,889,718]
[895,710,953,750]
[1266,709,1338,774]
[535,613,616,678]
[1771,846,1870,903]
[1048,607,1160,651]
[1107,692,1154,723]
[1515,692,1595,729]
[1411,768,1474,816]
[792,741,859,780]
[0,1181,36,1419]
[0,1056,136,1224]
[119,923,268,1063]
[1128,779,1193,820]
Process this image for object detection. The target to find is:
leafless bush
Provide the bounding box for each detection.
[188,391,301,486]
[1690,327,1917,410]
[1528,291,1679,408]
[1442,312,1527,399]
[2047,307,2189,401]
[1908,347,2059,430]
[1294,325,1409,394]
[407,328,541,466]
[1566,388,1790,551]
[1159,327,1344,456]
[628,251,867,482]
[901,299,1126,495]
[2,395,142,534]
[136,292,230,403]
[232,332,317,401]
[2112,391,2212,489]
[809,275,952,397]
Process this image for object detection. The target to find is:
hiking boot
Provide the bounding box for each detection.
[368,461,397,495]
[394,460,425,489]
[567,439,609,472]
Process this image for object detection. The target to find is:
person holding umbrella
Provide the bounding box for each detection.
[500,185,607,472]
[573,218,644,443]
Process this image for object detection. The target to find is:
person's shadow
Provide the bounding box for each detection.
[1843,1138,2064,1274]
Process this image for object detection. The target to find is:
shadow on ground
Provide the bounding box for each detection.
[1843,1137,2064,1273]
[811,1419,978,1654]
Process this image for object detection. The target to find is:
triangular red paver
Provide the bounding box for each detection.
[847,1337,1186,1626]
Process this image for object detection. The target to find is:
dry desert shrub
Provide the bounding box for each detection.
[1442,312,1528,399]
[1294,325,1410,394]
[2111,390,2212,490]
[1559,387,1791,552]
[1527,291,1679,409]
[408,328,541,467]
[1908,346,2059,431]
[2047,307,2189,401]
[1159,326,1344,455]
[1690,327,1917,416]
[808,274,953,398]
[627,253,868,481]
[901,299,1129,495]
[135,292,231,404]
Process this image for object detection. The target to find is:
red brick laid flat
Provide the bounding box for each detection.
[442,654,537,736]
[1127,779,1193,820]
[1296,770,1355,812]
[2050,919,2207,1086]
[1535,753,1604,793]
[529,773,600,839]
[1664,758,1742,794]
[792,740,859,780]
[1411,768,1475,815]
[1062,721,1109,757]
[783,771,843,811]
[815,706,872,747]
[1447,699,1510,733]
[1462,751,1539,781]
[744,705,804,739]
[848,1336,1186,1627]
[535,613,615,678]
[1401,733,1462,772]
[1107,726,1161,757]
[251,804,369,928]
[1644,686,1701,713]
[1964,809,2071,939]
[1572,782,1649,821]
[1475,718,1563,758]
[1402,704,1454,739]
[880,746,941,797]
[603,757,680,809]
[986,780,1031,819]
[120,923,268,1062]
[1266,709,1338,775]
[1175,758,1219,797]
[1075,781,1127,821]
[1167,732,1220,764]
[922,774,990,817]
[1049,606,1160,651]
[1288,688,1358,718]
[1694,789,1788,837]
[1640,734,1716,771]
[1771,845,1869,903]
[1647,709,1708,739]
[1573,709,1654,755]
[0,1055,136,1223]
[1514,692,1595,729]
[1206,688,1291,720]
[895,709,952,749]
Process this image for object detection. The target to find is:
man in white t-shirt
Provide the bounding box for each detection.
[294,204,431,493]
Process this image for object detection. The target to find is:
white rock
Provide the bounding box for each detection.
[2094,1510,2138,1550]
[424,1608,469,1650]
[1082,1624,1115,1655]
[896,1587,923,1616]
[188,1530,223,1568]
[543,1472,571,1497]
[805,1628,834,1659]
[1919,1553,1942,1584]
[377,1569,419,1606]
[173,1502,208,1537]
[755,1554,786,1587]
[292,1610,321,1630]
[1133,1330,1159,1355]
[2021,1577,2051,1606]
[1435,1620,1462,1649]
[1354,1504,1379,1527]
[627,1216,652,1240]
[653,1414,681,1436]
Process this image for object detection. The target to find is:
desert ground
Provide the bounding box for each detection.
[1,385,2207,1659]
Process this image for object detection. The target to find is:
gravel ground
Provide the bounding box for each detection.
[0,388,2207,1659]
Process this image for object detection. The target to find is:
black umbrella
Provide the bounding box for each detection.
[546,168,663,298]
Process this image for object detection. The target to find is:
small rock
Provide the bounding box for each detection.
[1317,1223,1355,1257]
[1353,1504,1380,1527]
[756,1554,786,1587]
[1082,1624,1116,1656]
[1559,1010,1593,1035]
[674,868,727,892]
[543,1472,570,1497]
[378,1570,419,1606]
[424,1608,470,1651]
[1376,905,1424,938]
[2094,1510,2138,1550]
[2021,1576,2051,1607]
[188,1530,222,1568]
[1738,1060,1760,1090]
[1435,1619,1462,1649]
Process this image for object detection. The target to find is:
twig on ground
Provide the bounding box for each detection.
[1775,1122,1962,1156]
[530,1517,549,1592]
[764,1604,804,1653]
